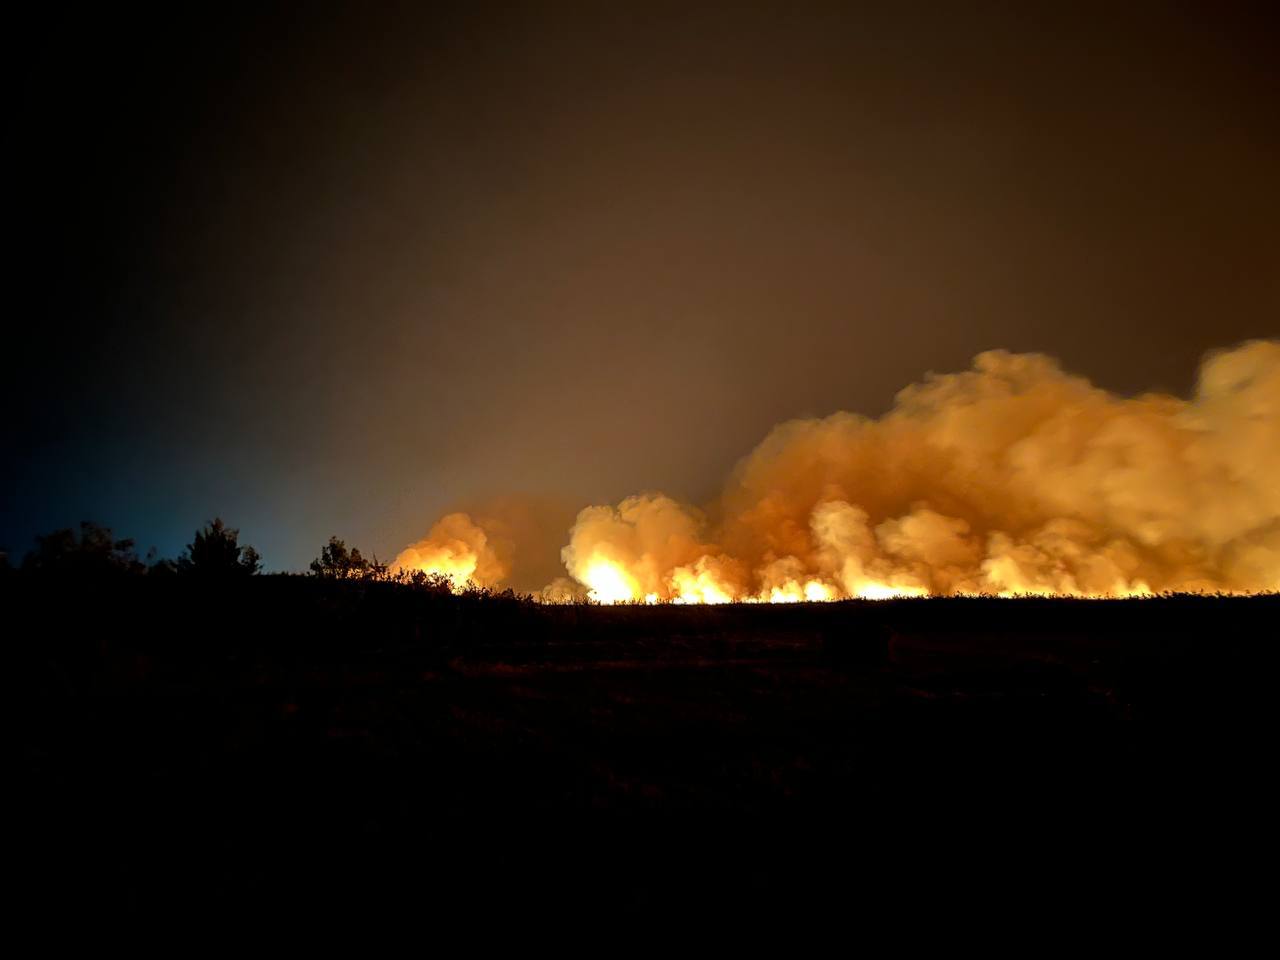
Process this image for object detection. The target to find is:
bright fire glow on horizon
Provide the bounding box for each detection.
[392,341,1280,603]
[583,558,640,605]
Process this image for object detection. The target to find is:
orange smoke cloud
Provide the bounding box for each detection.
[392,512,507,588]
[392,495,582,592]
[400,340,1280,601]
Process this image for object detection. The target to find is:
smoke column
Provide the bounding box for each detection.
[396,340,1280,601]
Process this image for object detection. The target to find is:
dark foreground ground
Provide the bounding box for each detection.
[10,576,1276,932]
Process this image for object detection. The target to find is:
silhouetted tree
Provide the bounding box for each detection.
[177,518,262,577]
[22,522,146,576]
[310,536,388,580]
[149,557,179,577]
[394,568,456,594]
[239,545,263,576]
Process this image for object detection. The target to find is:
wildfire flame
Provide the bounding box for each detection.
[583,558,640,605]
[395,340,1280,602]
[391,512,503,590]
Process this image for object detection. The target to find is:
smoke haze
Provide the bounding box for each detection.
[398,340,1280,600]
[9,5,1278,569]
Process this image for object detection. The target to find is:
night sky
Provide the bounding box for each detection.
[8,1,1278,571]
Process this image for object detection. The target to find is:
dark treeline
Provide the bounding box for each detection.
[8,519,1275,932]
[3,520,524,597]
[10,518,262,579]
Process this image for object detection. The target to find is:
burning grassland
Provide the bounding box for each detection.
[396,340,1280,602]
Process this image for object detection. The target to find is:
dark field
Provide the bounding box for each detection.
[11,577,1275,930]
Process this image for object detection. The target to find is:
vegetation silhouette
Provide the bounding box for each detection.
[309,536,388,580]
[8,517,1275,928]
[21,521,146,577]
[177,518,262,577]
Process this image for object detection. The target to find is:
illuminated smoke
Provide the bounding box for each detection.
[392,495,581,592]
[392,512,507,588]
[400,340,1280,601]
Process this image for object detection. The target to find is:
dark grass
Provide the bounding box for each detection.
[10,574,1275,931]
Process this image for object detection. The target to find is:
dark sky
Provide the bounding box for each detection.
[7,1,1278,572]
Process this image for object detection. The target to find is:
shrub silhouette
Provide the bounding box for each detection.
[22,521,146,576]
[177,518,262,577]
[310,536,387,580]
[390,567,458,595]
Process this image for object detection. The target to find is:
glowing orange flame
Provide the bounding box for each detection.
[583,558,639,604]
[393,341,1280,603]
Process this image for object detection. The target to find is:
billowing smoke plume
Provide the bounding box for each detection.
[399,340,1280,600]
[393,512,508,588]
[392,495,582,592]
